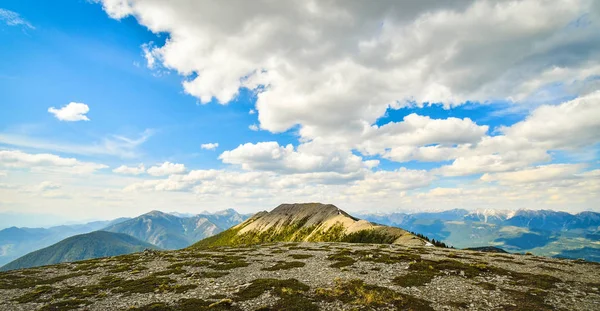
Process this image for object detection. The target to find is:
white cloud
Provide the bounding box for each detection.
[141,42,156,69]
[480,164,586,184]
[248,124,259,131]
[113,163,145,175]
[219,141,372,174]
[48,102,90,122]
[147,161,187,176]
[0,8,34,29]
[100,0,600,143]
[0,150,108,174]
[502,91,600,149]
[249,109,256,114]
[201,142,219,150]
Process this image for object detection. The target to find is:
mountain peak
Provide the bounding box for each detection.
[192,203,426,248]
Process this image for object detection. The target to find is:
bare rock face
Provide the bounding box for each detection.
[1,242,598,310]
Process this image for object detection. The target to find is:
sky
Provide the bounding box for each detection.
[1,0,600,225]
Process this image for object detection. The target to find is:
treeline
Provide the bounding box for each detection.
[410,231,450,248]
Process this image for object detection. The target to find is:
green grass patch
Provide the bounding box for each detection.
[315,279,433,310]
[262,261,305,271]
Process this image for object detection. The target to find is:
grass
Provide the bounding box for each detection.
[326,250,356,268]
[197,271,229,278]
[236,278,317,311]
[261,261,305,271]
[235,278,310,301]
[39,299,90,311]
[167,260,211,269]
[288,254,313,259]
[13,285,54,303]
[129,298,240,311]
[315,279,433,310]
[392,258,562,290]
[209,255,249,270]
[501,289,554,311]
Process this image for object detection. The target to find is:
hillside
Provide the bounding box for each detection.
[0,231,157,271]
[0,218,129,267]
[103,210,247,249]
[193,203,425,248]
[0,242,598,310]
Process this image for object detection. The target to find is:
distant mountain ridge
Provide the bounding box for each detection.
[193,203,427,248]
[103,209,250,249]
[357,209,600,261]
[0,218,129,267]
[0,231,157,271]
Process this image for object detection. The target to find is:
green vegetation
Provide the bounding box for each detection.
[261,261,305,271]
[13,285,54,303]
[288,254,313,259]
[129,298,240,311]
[197,271,229,278]
[209,255,249,270]
[393,258,562,290]
[39,299,90,311]
[235,278,310,301]
[235,278,317,311]
[327,250,356,268]
[315,279,433,310]
[341,229,397,244]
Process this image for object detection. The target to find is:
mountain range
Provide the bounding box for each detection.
[193,203,426,248]
[0,209,250,268]
[357,208,600,261]
[0,218,128,267]
[0,231,158,271]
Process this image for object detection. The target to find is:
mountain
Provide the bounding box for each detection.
[1,241,597,311]
[192,203,426,248]
[0,217,129,267]
[359,209,600,262]
[103,209,249,249]
[0,231,157,271]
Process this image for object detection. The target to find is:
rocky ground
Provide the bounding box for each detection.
[0,242,598,311]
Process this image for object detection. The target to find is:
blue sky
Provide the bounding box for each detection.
[1,0,599,225]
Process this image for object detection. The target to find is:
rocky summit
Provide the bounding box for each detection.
[192,203,426,248]
[0,242,599,310]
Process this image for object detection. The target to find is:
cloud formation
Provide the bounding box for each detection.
[113,163,145,175]
[101,0,600,141]
[146,161,187,176]
[201,143,219,150]
[0,150,107,174]
[0,8,34,30]
[48,102,90,122]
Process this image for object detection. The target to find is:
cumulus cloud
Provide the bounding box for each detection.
[48,102,90,121]
[100,0,600,142]
[219,141,372,174]
[201,143,219,150]
[113,163,145,175]
[436,92,600,176]
[248,124,259,131]
[501,91,600,149]
[0,150,108,174]
[146,161,187,176]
